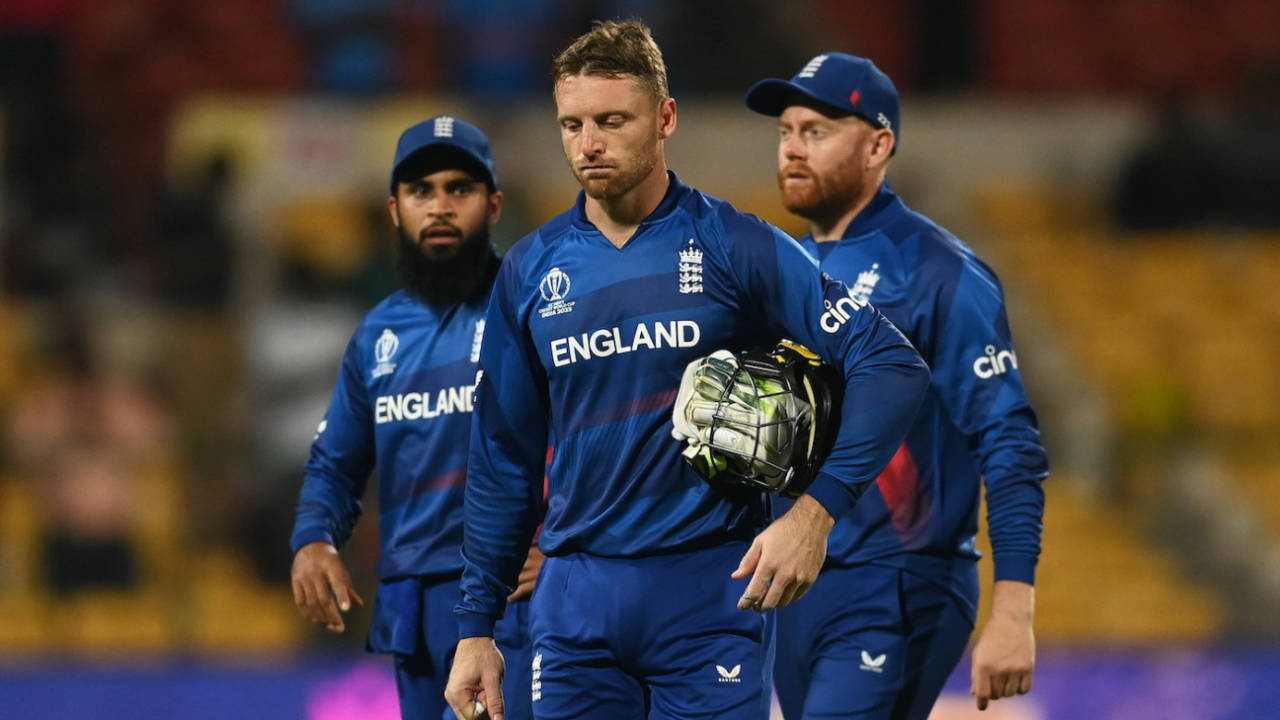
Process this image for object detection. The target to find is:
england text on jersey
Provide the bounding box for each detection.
[549,320,701,367]
[375,385,475,424]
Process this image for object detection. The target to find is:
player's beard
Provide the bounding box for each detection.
[395,222,499,307]
[572,141,659,200]
[778,160,865,224]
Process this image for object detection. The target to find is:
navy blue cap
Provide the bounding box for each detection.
[745,53,900,153]
[390,115,498,192]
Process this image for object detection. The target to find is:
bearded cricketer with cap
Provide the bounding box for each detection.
[745,54,1049,719]
[290,115,541,719]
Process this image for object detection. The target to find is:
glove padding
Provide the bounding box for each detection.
[672,349,811,489]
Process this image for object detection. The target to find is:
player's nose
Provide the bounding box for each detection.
[780,133,806,160]
[580,125,605,157]
[425,197,455,219]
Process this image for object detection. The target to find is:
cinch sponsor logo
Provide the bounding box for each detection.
[973,344,1019,379]
[820,288,868,333]
[374,386,474,424]
[550,320,700,367]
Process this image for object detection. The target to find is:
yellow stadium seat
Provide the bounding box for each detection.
[976,479,1225,645]
[186,550,304,653]
[51,589,175,655]
[0,594,53,652]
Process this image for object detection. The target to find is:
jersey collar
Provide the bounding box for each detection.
[571,170,688,233]
[839,182,901,240]
[802,182,903,245]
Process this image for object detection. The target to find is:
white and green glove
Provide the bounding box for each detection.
[671,349,809,487]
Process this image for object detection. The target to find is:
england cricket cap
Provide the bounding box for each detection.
[390,115,498,192]
[745,52,900,154]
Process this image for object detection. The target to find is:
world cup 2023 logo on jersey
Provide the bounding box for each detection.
[538,267,576,319]
[540,267,570,302]
[372,328,400,378]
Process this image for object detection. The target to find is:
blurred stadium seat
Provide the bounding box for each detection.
[979,479,1225,644]
[187,549,303,654]
[974,181,1280,616]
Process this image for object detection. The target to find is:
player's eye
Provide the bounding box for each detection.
[562,121,581,133]
[450,182,476,196]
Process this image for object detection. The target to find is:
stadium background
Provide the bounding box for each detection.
[2,1,1279,718]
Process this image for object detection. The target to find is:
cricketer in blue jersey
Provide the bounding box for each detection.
[746,53,1050,718]
[290,116,541,720]
[445,22,931,720]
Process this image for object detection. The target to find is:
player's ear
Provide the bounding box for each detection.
[487,189,504,225]
[387,194,401,228]
[867,129,895,170]
[658,97,677,139]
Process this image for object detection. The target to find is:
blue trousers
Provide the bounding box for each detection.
[527,541,774,720]
[774,562,976,720]
[373,575,532,720]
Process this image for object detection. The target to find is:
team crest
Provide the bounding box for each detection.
[538,267,576,318]
[470,319,485,362]
[851,263,881,305]
[798,54,828,79]
[531,651,543,702]
[678,239,704,294]
[372,328,399,378]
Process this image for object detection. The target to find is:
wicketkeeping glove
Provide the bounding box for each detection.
[672,342,840,496]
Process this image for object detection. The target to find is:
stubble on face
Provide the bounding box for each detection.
[556,74,663,201]
[572,141,658,200]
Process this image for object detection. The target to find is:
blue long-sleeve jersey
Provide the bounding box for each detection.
[456,173,930,637]
[794,184,1049,601]
[290,287,492,581]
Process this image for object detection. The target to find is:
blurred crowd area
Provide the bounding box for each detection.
[0,0,1279,660]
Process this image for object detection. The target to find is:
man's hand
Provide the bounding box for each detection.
[731,494,834,611]
[446,637,507,720]
[291,541,364,633]
[970,580,1035,710]
[508,545,546,602]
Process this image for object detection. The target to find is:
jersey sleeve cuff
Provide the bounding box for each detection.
[456,612,498,640]
[993,554,1038,585]
[290,526,336,555]
[804,471,861,521]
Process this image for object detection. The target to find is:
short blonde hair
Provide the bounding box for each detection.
[552,19,669,105]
